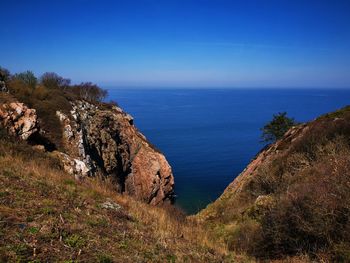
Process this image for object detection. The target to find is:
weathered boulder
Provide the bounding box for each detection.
[50,151,90,180]
[0,102,39,140]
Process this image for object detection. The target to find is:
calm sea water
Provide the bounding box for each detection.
[107,88,350,214]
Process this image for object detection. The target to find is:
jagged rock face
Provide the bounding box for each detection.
[58,101,175,205]
[0,102,39,140]
[220,124,308,195]
[0,97,174,205]
[50,151,90,180]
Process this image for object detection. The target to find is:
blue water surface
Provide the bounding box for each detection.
[107,88,350,214]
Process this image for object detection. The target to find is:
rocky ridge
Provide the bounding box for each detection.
[197,123,309,220]
[196,108,350,260]
[0,96,175,205]
[57,100,175,205]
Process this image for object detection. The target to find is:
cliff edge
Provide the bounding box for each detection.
[197,106,350,261]
[0,91,174,205]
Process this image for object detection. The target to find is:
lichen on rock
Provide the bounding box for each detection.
[58,100,175,205]
[0,102,39,140]
[0,97,175,206]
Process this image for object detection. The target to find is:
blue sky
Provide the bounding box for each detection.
[1,0,350,88]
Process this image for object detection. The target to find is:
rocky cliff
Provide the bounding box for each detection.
[0,125,224,262]
[197,106,350,260]
[197,123,309,221]
[0,94,174,205]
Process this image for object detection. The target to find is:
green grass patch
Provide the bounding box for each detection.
[63,179,76,186]
[97,254,113,263]
[64,234,85,248]
[86,217,109,228]
[28,226,39,234]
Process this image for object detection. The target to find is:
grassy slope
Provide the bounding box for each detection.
[0,133,232,263]
[196,106,350,261]
[4,84,349,261]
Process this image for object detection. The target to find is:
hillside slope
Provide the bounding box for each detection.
[0,130,227,262]
[197,106,350,261]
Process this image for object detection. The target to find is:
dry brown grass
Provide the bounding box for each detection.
[198,107,350,261]
[0,135,234,262]
[213,136,350,261]
[0,92,16,104]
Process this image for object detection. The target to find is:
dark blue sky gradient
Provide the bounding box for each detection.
[1,0,350,87]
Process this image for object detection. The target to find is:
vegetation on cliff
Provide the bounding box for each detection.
[197,106,350,261]
[0,66,175,207]
[0,128,229,262]
[0,67,233,262]
[2,66,350,262]
[260,112,297,143]
[1,67,109,150]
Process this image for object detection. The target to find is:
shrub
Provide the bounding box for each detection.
[40,72,71,89]
[32,85,49,100]
[226,219,262,254]
[7,78,33,98]
[6,70,73,150]
[221,131,350,261]
[4,68,111,150]
[251,138,350,259]
[261,112,297,143]
[12,70,37,90]
[71,82,108,103]
[291,112,350,158]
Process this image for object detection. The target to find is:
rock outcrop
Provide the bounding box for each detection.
[50,151,90,180]
[221,124,307,197]
[0,102,39,140]
[57,101,174,205]
[0,95,174,205]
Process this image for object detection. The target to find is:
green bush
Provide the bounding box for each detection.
[3,67,111,151]
[261,112,297,143]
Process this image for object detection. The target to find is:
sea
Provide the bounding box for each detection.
[107,88,350,214]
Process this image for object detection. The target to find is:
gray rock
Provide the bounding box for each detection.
[100,199,122,211]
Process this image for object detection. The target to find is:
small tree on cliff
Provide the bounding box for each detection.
[40,72,71,89]
[71,82,108,103]
[13,71,37,90]
[261,112,297,143]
